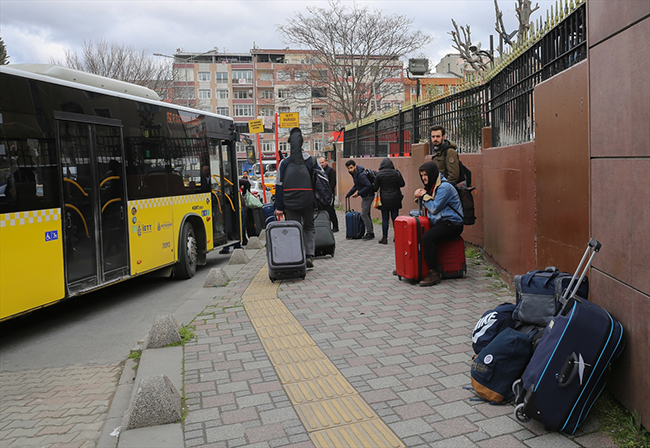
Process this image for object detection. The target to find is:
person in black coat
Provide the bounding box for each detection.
[318,157,339,232]
[373,157,405,244]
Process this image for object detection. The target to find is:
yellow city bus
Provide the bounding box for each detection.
[0,64,245,321]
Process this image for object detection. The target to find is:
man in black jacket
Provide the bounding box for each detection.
[345,160,374,240]
[318,157,339,232]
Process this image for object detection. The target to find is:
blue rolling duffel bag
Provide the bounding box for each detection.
[344,197,365,239]
[514,239,625,434]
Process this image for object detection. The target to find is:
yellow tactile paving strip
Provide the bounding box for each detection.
[242,266,405,448]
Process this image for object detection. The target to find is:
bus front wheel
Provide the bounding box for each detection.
[175,223,197,279]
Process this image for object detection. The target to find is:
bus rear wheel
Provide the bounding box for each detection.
[175,223,197,279]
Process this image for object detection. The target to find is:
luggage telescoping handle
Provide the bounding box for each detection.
[560,238,602,312]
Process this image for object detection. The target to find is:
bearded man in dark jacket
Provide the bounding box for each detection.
[373,157,405,244]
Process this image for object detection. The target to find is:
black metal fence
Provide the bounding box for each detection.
[344,1,586,156]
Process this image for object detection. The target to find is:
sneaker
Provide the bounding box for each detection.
[419,271,441,287]
[306,257,314,268]
[362,233,375,240]
[392,269,397,276]
[378,237,388,244]
[332,228,339,233]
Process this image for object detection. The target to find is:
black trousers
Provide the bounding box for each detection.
[422,220,464,270]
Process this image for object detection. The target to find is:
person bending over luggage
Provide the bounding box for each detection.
[275,127,317,269]
[344,160,375,240]
[373,157,405,245]
[415,161,464,286]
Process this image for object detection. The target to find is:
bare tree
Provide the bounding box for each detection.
[51,40,172,97]
[494,0,539,52]
[277,0,431,124]
[0,37,9,65]
[449,20,490,73]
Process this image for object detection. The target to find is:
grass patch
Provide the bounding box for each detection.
[165,325,195,348]
[127,349,141,360]
[593,391,650,447]
[465,246,482,259]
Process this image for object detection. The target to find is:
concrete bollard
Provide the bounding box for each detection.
[120,375,181,431]
[228,248,250,265]
[144,315,181,349]
[246,236,264,249]
[203,268,229,287]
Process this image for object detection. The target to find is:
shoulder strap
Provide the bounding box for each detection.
[441,180,463,220]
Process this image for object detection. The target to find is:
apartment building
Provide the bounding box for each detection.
[167,48,406,171]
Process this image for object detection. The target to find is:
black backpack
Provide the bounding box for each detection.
[444,180,476,226]
[312,160,333,208]
[364,168,377,184]
[282,156,314,210]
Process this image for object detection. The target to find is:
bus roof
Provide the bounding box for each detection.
[0,64,234,125]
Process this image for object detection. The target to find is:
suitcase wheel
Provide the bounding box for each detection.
[514,403,531,423]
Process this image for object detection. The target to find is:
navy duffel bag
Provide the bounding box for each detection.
[513,267,588,326]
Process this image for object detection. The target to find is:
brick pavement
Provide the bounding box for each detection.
[0,211,619,448]
[182,213,618,448]
[0,363,122,448]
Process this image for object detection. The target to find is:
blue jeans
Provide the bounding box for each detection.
[381,208,399,239]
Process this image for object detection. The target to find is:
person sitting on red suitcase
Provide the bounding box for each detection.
[415,161,464,286]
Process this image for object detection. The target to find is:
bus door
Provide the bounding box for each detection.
[56,117,129,294]
[208,138,230,245]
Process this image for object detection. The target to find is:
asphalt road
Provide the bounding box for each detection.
[0,250,231,372]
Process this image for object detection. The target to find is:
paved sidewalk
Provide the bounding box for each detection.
[0,363,122,447]
[181,213,617,448]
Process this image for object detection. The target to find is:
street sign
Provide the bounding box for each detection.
[279,112,299,128]
[248,119,264,134]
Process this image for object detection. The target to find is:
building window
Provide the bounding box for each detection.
[233,89,252,99]
[278,106,290,114]
[259,72,273,81]
[277,89,291,99]
[215,72,228,83]
[279,141,289,153]
[197,72,211,82]
[260,89,273,99]
[216,107,230,116]
[297,106,309,116]
[232,70,253,84]
[262,141,275,153]
[312,70,328,81]
[260,107,274,116]
[295,88,310,99]
[234,104,254,117]
[198,89,212,99]
[312,87,327,98]
[216,89,229,99]
[295,70,308,81]
[277,71,291,81]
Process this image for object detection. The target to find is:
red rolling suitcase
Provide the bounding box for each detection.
[394,215,430,282]
[437,237,467,278]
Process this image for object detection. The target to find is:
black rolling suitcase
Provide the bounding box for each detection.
[246,207,264,236]
[266,220,307,282]
[514,239,625,434]
[314,210,335,257]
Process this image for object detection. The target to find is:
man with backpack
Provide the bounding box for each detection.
[344,160,375,240]
[430,125,462,185]
[274,128,317,268]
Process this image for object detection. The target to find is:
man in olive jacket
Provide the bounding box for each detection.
[429,125,461,185]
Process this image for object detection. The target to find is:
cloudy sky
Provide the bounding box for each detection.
[2,0,556,66]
